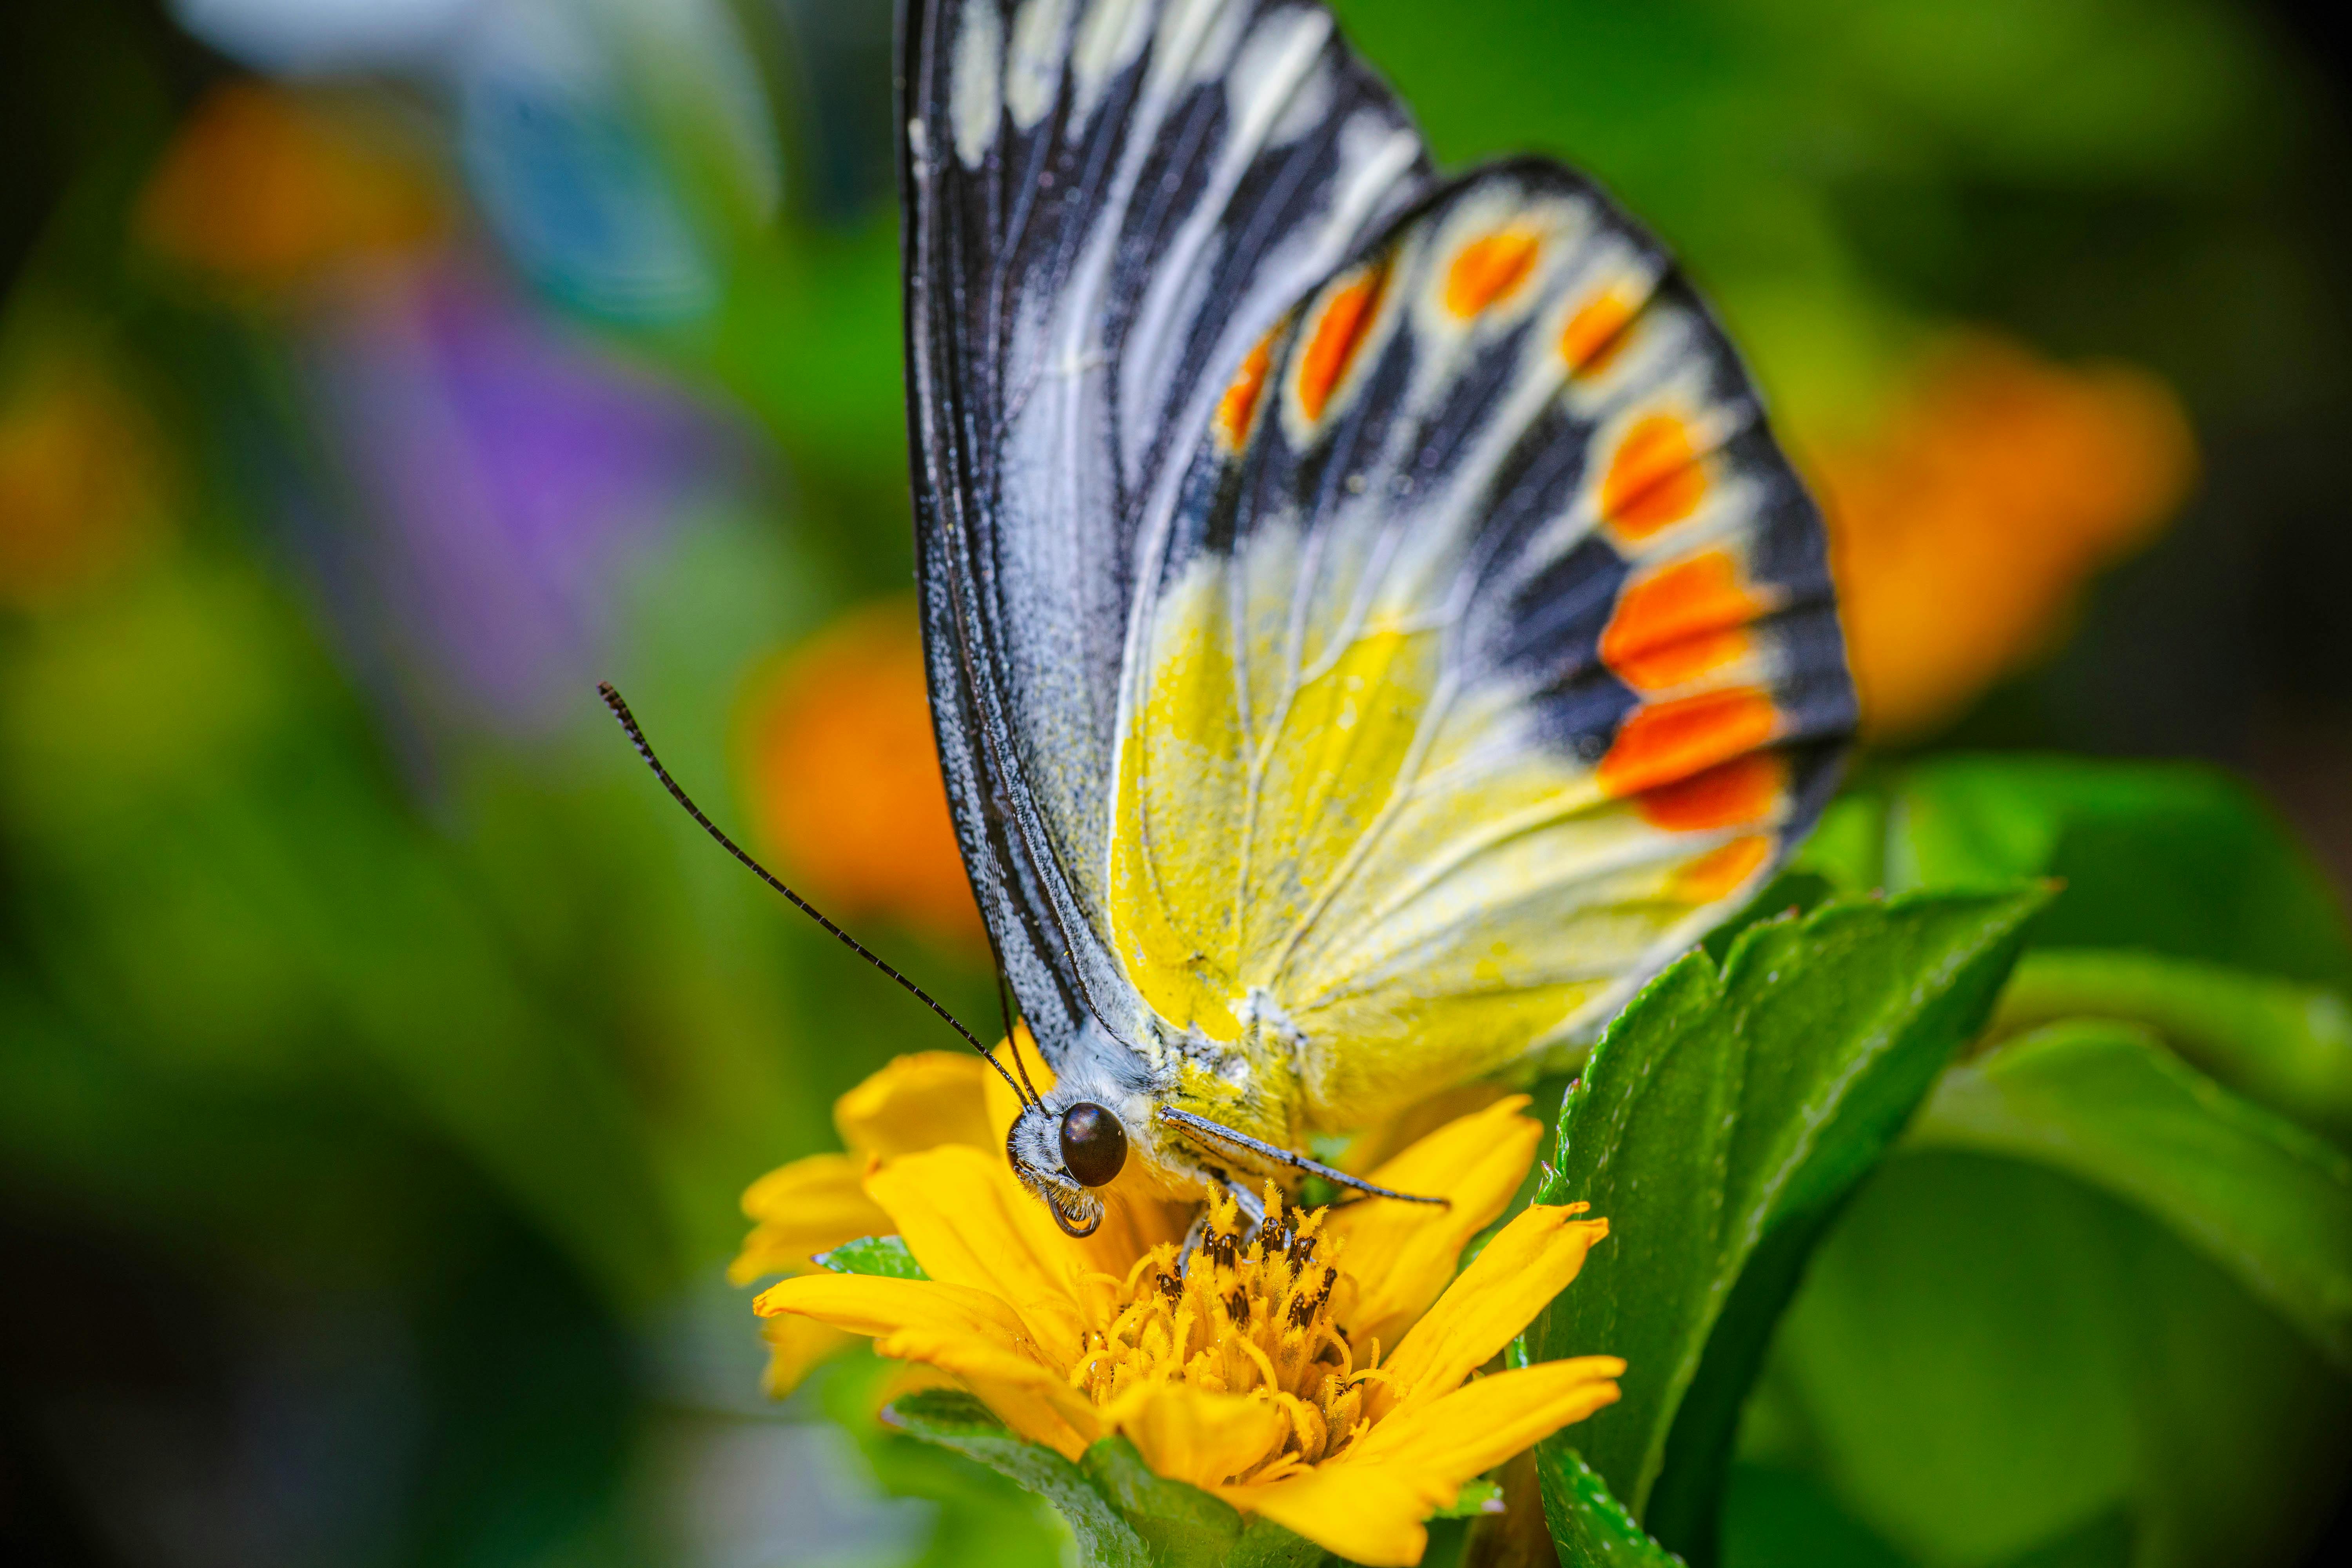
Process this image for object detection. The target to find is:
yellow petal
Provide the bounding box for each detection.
[755,1272,1099,1457]
[940,1366,1096,1461]
[755,1269,1029,1341]
[1336,1081,1514,1179]
[1222,1361,1618,1568]
[1215,1463,1454,1567]
[865,1145,1092,1350]
[1378,1205,1611,1415]
[757,1314,854,1399]
[833,1051,995,1158]
[1346,1356,1624,1476]
[869,1325,1100,1459]
[731,1153,894,1285]
[1099,1381,1291,1491]
[1323,1096,1543,1350]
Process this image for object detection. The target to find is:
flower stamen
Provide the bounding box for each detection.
[1073,1185,1369,1484]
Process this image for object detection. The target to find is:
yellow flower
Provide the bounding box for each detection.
[755,1093,1619,1566]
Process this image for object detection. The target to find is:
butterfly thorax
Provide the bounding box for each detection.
[1148,995,1312,1180]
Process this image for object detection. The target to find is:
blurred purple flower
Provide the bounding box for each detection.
[297,256,742,737]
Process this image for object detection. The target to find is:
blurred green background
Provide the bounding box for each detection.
[1,2,2347,1565]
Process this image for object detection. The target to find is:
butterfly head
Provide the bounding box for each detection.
[1005,1092,1132,1238]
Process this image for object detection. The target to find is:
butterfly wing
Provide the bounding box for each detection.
[905,1,1857,1129]
[903,0,1435,1059]
[1111,161,1855,1126]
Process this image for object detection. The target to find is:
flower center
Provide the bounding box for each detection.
[1071,1189,1371,1482]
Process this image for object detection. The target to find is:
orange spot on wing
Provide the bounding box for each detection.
[1601,550,1762,691]
[1597,686,1778,799]
[1297,267,1385,423]
[1635,751,1789,832]
[1671,834,1774,902]
[1214,331,1276,451]
[1444,230,1540,318]
[1560,287,1637,370]
[1601,413,1708,540]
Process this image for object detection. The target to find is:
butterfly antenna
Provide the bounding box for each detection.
[993,968,1042,1106]
[597,681,1033,1109]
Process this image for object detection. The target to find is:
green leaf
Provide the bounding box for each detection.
[1753,1151,2352,1568]
[883,1393,1319,1568]
[816,1234,929,1279]
[1526,886,2046,1563]
[1911,1018,2352,1368]
[1700,871,1839,966]
[825,1354,1071,1568]
[1991,1508,2133,1568]
[884,1390,1152,1568]
[1432,1479,1504,1520]
[1718,1465,1912,1568]
[1538,1445,1689,1566]
[1865,756,2352,989]
[1991,949,2352,1146]
[1078,1438,1320,1568]
[1788,789,1889,895]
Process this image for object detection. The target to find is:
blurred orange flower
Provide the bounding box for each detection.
[136,82,445,293]
[0,345,173,609]
[1817,334,2196,741]
[740,602,986,950]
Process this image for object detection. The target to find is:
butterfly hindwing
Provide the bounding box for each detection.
[905,0,1857,1142]
[1109,161,1853,1126]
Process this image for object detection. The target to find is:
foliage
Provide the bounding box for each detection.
[1526,888,2047,1564]
[1743,759,2352,1568]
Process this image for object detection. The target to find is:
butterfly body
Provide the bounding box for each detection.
[905,0,1856,1230]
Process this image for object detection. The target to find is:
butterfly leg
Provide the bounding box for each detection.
[1156,1106,1450,1208]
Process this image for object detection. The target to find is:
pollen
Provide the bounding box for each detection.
[1071,1187,1371,1483]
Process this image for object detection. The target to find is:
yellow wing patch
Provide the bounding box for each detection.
[1107,543,1782,1136]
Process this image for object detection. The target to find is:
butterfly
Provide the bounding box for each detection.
[901,0,1856,1235]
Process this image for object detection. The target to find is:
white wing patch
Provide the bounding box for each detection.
[1072,0,1154,122]
[1007,0,1077,129]
[952,0,1006,167]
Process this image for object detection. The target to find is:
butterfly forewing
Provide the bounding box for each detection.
[904,0,1855,1144]
[904,0,1436,1057]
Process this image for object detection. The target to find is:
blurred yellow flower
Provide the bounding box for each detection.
[740,602,987,949]
[756,1089,1618,1566]
[1817,333,2196,741]
[136,82,445,293]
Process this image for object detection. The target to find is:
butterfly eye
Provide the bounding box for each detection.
[1058,1102,1128,1188]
